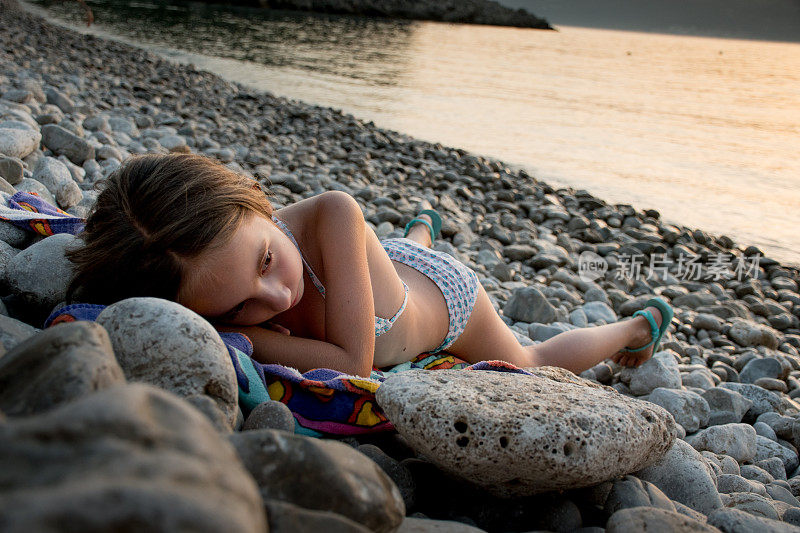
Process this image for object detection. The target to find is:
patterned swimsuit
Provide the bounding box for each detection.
[272,216,480,353]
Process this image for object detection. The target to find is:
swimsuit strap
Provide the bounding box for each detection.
[272,216,327,298]
[375,281,409,337]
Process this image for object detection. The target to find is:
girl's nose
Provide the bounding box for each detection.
[259,279,292,313]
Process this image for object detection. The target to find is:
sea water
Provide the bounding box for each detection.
[30,0,800,267]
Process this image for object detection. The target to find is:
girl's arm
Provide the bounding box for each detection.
[221,191,376,377]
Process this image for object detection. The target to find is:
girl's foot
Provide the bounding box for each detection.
[611,304,664,368]
[406,213,434,248]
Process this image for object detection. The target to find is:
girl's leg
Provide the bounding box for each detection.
[405,214,434,248]
[449,284,663,374]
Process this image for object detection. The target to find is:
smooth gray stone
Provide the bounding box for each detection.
[0,314,37,352]
[741,357,785,384]
[0,384,266,532]
[358,444,416,511]
[264,499,372,533]
[503,286,556,323]
[5,233,76,313]
[229,430,404,533]
[766,483,800,507]
[627,352,682,395]
[717,474,768,496]
[32,156,81,208]
[96,297,239,429]
[186,394,232,434]
[0,219,27,248]
[648,387,710,433]
[757,457,788,481]
[606,507,719,533]
[728,317,781,350]
[582,301,617,323]
[708,507,800,532]
[635,439,723,515]
[44,87,74,114]
[0,322,125,416]
[242,400,295,432]
[756,435,799,475]
[742,464,776,484]
[755,421,779,441]
[377,367,674,497]
[720,383,783,422]
[703,387,753,425]
[686,423,757,463]
[604,474,676,514]
[725,492,779,520]
[0,127,41,159]
[40,124,95,164]
[0,156,23,184]
[15,176,56,205]
[396,517,486,532]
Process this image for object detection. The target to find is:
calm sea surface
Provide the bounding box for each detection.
[29,0,800,267]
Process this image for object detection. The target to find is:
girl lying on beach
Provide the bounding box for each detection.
[67,153,673,377]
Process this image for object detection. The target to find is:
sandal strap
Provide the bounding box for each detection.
[624,309,660,352]
[404,218,435,243]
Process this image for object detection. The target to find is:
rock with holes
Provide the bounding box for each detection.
[96,297,238,429]
[375,367,675,496]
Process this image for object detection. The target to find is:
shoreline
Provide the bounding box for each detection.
[3,0,800,529]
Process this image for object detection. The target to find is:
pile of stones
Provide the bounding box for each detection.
[2,1,800,531]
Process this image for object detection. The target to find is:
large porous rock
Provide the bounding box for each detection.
[96,297,238,429]
[686,424,758,463]
[40,124,95,165]
[708,507,800,532]
[0,127,41,159]
[375,368,675,496]
[4,233,76,314]
[606,507,719,532]
[648,387,710,433]
[635,439,723,515]
[0,384,266,532]
[229,429,404,533]
[32,156,82,209]
[0,322,125,416]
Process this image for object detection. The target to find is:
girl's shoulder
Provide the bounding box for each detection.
[273,191,358,234]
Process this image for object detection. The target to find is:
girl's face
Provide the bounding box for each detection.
[178,213,305,326]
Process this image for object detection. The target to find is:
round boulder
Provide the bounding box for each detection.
[96,297,238,429]
[0,322,125,416]
[0,383,265,532]
[375,368,675,496]
[229,429,404,532]
[5,233,76,314]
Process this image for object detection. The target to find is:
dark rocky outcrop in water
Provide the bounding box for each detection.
[243,0,552,29]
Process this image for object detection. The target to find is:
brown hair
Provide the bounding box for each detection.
[67,153,274,304]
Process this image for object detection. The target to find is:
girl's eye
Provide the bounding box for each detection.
[261,250,273,275]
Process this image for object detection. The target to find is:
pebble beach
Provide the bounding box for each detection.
[2,0,800,531]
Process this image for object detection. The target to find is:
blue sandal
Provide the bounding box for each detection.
[624,297,673,354]
[403,209,442,243]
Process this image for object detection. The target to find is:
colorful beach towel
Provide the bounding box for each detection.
[6,193,531,437]
[0,192,85,236]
